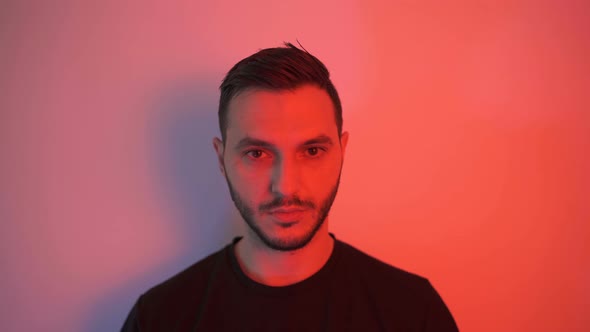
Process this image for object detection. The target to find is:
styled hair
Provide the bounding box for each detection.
[218,42,342,143]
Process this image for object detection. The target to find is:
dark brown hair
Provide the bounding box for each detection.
[218,42,342,143]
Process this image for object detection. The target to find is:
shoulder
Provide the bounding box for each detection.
[337,240,428,285]
[336,240,438,305]
[137,247,225,315]
[335,240,458,330]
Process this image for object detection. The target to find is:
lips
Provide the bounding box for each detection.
[268,208,307,222]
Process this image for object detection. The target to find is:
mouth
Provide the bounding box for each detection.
[267,208,308,222]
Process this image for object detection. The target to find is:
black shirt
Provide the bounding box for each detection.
[121,235,458,331]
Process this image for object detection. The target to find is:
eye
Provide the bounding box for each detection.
[305,147,325,158]
[245,149,267,159]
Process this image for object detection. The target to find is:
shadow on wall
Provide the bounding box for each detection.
[84,77,243,331]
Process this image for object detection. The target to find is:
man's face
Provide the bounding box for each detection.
[213,84,348,251]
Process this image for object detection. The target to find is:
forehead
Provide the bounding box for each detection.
[226,85,338,145]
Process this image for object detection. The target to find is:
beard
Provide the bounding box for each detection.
[225,172,341,252]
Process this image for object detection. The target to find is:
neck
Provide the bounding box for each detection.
[234,222,334,286]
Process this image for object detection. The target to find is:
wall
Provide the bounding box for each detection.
[2,0,588,331]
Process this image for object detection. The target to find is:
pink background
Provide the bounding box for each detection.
[2,0,589,331]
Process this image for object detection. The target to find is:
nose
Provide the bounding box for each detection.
[270,155,300,197]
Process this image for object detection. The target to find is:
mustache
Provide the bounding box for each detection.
[259,196,315,211]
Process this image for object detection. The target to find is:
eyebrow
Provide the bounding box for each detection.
[234,134,334,151]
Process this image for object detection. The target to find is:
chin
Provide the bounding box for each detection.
[256,221,323,251]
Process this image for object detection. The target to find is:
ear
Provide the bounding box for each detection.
[339,131,349,159]
[212,137,226,176]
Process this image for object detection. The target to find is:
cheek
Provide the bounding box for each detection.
[227,160,271,197]
[313,153,342,175]
[304,160,342,190]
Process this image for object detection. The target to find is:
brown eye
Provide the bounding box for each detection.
[305,147,327,158]
[247,150,264,159]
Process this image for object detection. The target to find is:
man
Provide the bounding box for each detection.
[122,43,459,331]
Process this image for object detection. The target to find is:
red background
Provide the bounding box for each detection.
[2,1,589,331]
